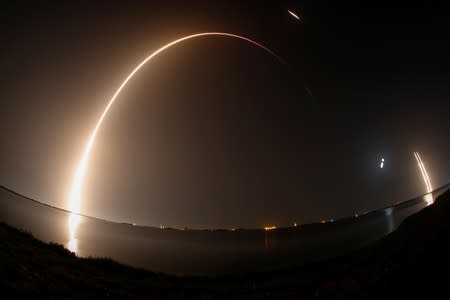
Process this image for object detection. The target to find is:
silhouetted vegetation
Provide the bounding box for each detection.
[1,189,449,299]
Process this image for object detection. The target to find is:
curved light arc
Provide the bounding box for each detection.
[68,32,281,215]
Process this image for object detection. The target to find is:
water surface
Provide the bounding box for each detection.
[0,185,448,275]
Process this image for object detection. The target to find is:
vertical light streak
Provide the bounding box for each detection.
[67,32,281,250]
[414,151,433,205]
[67,214,80,252]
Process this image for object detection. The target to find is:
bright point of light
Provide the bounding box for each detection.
[264,226,277,231]
[380,157,385,168]
[67,32,280,240]
[288,10,301,20]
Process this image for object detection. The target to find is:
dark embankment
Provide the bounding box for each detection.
[1,189,449,299]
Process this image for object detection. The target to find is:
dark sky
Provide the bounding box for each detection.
[1,1,449,228]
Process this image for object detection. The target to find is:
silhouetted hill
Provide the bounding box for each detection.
[1,189,449,299]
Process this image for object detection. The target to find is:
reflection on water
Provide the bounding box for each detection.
[385,207,394,233]
[424,193,434,206]
[0,184,448,275]
[264,232,270,249]
[67,213,80,253]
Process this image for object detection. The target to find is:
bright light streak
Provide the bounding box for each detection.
[264,226,277,231]
[288,10,301,20]
[380,157,385,168]
[67,213,80,253]
[424,194,434,206]
[67,33,281,243]
[416,152,432,192]
[414,151,434,206]
[413,152,433,193]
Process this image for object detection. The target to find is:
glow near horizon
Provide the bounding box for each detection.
[66,33,280,249]
[67,214,79,252]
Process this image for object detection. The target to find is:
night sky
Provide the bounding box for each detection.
[1,1,449,228]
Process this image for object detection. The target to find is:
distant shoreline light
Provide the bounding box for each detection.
[264,226,277,231]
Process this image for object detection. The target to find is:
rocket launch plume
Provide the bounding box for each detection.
[68,32,281,219]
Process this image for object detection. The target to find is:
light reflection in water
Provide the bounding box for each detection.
[264,232,271,249]
[385,207,394,233]
[424,193,434,206]
[67,213,81,253]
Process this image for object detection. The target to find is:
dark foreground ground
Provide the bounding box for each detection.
[1,189,449,299]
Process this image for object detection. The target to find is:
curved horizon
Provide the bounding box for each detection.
[2,182,448,230]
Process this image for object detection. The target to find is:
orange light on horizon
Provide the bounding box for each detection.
[264,226,277,231]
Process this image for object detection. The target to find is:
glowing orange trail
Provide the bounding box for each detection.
[414,151,432,193]
[413,151,433,205]
[68,32,280,226]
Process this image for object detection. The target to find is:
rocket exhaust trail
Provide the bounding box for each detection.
[414,151,432,193]
[288,10,301,20]
[414,151,433,206]
[68,32,282,218]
